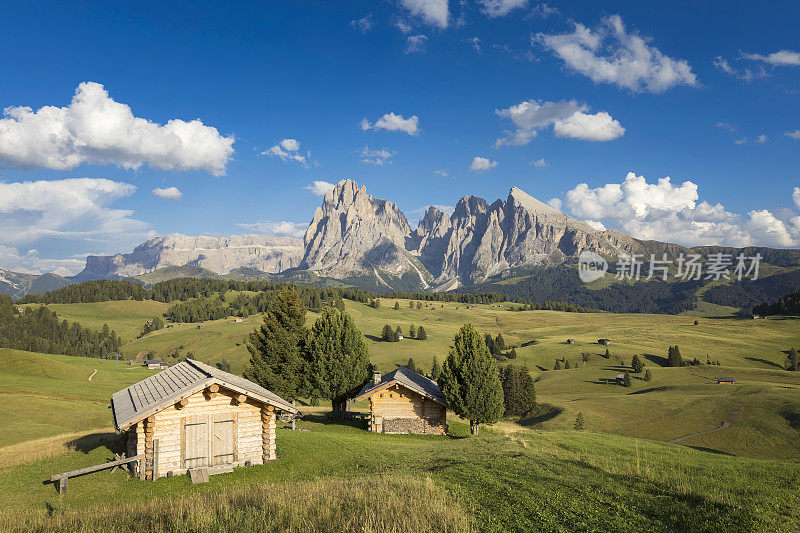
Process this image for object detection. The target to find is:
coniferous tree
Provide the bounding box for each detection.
[501,364,536,417]
[406,358,418,373]
[409,324,417,339]
[216,359,232,372]
[622,371,632,387]
[409,300,415,308]
[394,301,400,310]
[554,359,562,370]
[382,324,394,342]
[417,302,422,309]
[564,360,572,369]
[304,308,371,419]
[631,354,644,373]
[494,333,506,353]
[508,348,517,359]
[667,345,683,367]
[785,348,799,371]
[438,324,504,435]
[484,333,496,355]
[573,412,585,430]
[395,326,403,340]
[416,325,427,340]
[604,348,611,359]
[244,287,307,401]
[644,369,653,381]
[430,355,441,380]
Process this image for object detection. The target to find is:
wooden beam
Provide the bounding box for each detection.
[208,383,219,393]
[51,455,141,482]
[175,398,189,409]
[233,394,247,404]
[204,384,219,399]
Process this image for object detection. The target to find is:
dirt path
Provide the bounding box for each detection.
[668,401,744,444]
[88,369,98,381]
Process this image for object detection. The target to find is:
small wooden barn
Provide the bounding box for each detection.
[353,365,447,435]
[144,359,167,370]
[598,338,611,346]
[715,376,736,384]
[111,358,299,480]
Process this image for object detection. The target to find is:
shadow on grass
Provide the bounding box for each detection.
[65,432,125,455]
[744,357,784,369]
[627,386,675,395]
[520,340,537,347]
[643,354,668,367]
[517,404,563,428]
[685,445,735,456]
[781,410,800,430]
[301,414,368,430]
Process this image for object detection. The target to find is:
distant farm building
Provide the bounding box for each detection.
[112,359,299,480]
[615,373,626,385]
[354,366,447,435]
[567,339,576,344]
[715,376,736,384]
[598,339,611,346]
[144,360,167,370]
[397,335,404,340]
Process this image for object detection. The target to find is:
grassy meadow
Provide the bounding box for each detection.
[1,294,799,530]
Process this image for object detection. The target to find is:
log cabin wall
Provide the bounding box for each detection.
[369,384,446,435]
[146,387,264,478]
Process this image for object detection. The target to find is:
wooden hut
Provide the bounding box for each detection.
[353,365,447,435]
[598,338,611,346]
[144,359,167,370]
[111,359,298,480]
[715,376,736,384]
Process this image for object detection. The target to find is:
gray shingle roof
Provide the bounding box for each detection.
[354,365,447,406]
[111,359,298,431]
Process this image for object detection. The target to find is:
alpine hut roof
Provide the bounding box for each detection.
[111,359,298,431]
[353,365,447,406]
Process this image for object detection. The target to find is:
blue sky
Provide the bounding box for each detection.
[1,0,799,274]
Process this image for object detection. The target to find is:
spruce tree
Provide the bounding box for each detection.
[417,325,427,340]
[508,347,517,359]
[406,357,418,373]
[304,308,371,419]
[484,333,495,355]
[495,333,506,353]
[644,369,652,381]
[244,287,307,400]
[438,324,504,435]
[502,364,536,417]
[785,348,799,371]
[631,354,644,373]
[395,326,403,340]
[554,359,562,370]
[430,355,441,380]
[605,348,610,359]
[573,412,585,430]
[417,302,422,309]
[623,371,632,387]
[667,345,683,367]
[409,300,414,308]
[394,301,400,310]
[564,360,571,369]
[409,324,417,339]
[382,324,394,342]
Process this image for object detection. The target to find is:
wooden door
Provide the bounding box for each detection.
[183,415,209,469]
[211,412,236,465]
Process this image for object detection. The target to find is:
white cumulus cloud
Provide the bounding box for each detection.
[785,130,800,140]
[0,82,234,175]
[562,172,800,247]
[793,187,800,209]
[261,138,309,166]
[400,0,449,28]
[0,245,85,276]
[304,180,336,197]
[405,34,428,54]
[537,15,698,93]
[469,156,498,172]
[546,198,562,211]
[533,158,547,167]
[480,0,528,18]
[361,112,420,135]
[152,186,183,200]
[553,111,625,141]
[494,99,623,147]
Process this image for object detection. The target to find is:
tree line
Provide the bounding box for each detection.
[0,295,122,358]
[752,289,800,316]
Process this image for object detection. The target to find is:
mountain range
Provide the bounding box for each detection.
[3,179,799,299]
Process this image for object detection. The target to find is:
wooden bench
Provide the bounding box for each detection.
[50,453,141,494]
